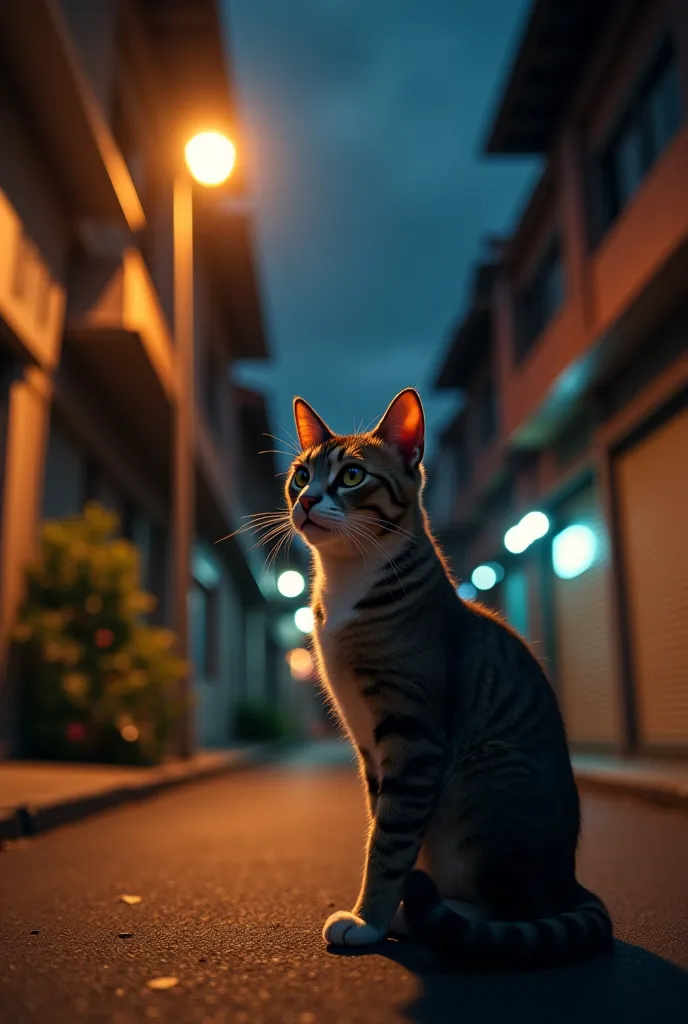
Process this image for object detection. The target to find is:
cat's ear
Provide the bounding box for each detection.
[293,397,334,450]
[373,388,425,468]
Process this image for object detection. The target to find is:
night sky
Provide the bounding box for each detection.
[223,0,540,469]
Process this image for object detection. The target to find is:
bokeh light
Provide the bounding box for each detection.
[277,570,306,598]
[552,524,597,580]
[471,565,498,591]
[286,647,314,681]
[294,606,314,633]
[504,510,550,553]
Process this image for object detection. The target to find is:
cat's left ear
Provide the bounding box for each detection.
[373,388,425,468]
[293,396,334,450]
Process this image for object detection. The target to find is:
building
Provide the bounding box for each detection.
[0,0,285,756]
[429,0,688,755]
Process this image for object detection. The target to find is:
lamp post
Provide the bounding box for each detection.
[172,131,236,759]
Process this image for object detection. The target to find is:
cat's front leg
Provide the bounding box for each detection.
[357,745,378,819]
[324,730,446,947]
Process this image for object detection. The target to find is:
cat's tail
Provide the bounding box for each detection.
[403,869,613,971]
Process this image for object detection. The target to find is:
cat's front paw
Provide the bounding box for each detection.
[322,910,385,947]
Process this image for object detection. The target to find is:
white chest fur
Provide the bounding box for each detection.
[312,565,378,761]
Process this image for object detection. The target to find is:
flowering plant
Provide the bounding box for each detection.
[12,503,187,765]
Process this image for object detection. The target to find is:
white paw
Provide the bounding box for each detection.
[322,910,385,947]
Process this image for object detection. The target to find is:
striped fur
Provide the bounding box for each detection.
[285,389,613,968]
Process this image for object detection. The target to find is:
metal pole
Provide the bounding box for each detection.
[172,171,195,759]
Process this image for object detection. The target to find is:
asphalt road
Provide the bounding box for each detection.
[1,742,688,1024]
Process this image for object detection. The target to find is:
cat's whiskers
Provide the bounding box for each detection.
[352,513,416,542]
[338,520,403,583]
[259,448,299,461]
[215,511,291,545]
[249,521,294,552]
[334,522,371,566]
[264,527,293,571]
[263,430,301,456]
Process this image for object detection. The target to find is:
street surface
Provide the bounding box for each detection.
[1,741,687,1023]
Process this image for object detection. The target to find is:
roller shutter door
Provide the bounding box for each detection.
[615,404,688,746]
[552,483,620,746]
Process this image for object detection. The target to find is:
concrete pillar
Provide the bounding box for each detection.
[0,364,53,756]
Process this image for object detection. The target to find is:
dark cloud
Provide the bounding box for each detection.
[223,0,539,471]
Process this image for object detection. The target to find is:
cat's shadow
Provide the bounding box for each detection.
[328,938,688,1023]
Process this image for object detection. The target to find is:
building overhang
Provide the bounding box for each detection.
[484,0,622,155]
[0,0,144,231]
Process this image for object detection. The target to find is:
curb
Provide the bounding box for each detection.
[574,769,688,812]
[0,742,287,842]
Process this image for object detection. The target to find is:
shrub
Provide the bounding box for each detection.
[12,503,187,765]
[233,699,293,742]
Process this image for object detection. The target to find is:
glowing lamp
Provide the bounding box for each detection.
[184,131,236,187]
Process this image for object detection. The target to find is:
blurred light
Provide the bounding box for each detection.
[286,647,314,681]
[520,511,550,543]
[457,582,478,601]
[504,510,550,554]
[294,606,314,633]
[184,132,236,186]
[471,565,498,591]
[486,561,505,583]
[504,524,529,554]
[121,724,139,743]
[552,524,597,580]
[277,570,306,598]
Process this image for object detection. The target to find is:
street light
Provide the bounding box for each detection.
[173,130,236,759]
[185,132,236,187]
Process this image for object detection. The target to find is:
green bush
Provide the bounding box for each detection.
[233,699,293,742]
[12,503,187,766]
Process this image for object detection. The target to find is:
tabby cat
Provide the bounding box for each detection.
[284,387,613,969]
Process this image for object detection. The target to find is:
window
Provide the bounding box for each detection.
[516,238,564,360]
[42,427,87,520]
[84,461,124,520]
[477,378,497,445]
[189,580,220,679]
[149,523,168,624]
[598,35,683,231]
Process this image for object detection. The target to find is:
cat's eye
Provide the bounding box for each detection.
[340,465,366,488]
[292,466,310,489]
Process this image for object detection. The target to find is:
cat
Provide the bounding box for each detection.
[284,386,613,970]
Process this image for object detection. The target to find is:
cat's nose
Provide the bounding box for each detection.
[300,494,321,512]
